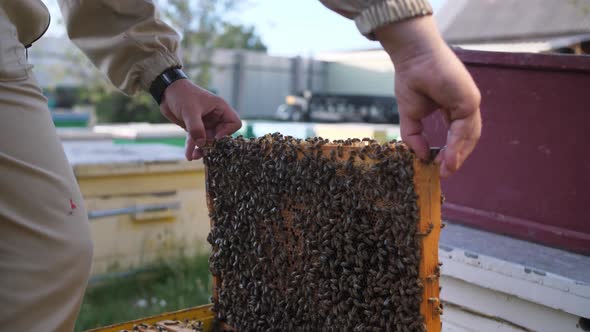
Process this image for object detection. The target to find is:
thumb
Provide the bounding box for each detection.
[438,110,481,177]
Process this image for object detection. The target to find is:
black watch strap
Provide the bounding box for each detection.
[149,67,188,104]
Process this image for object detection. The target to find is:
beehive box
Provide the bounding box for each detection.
[64,141,210,276]
[204,134,442,331]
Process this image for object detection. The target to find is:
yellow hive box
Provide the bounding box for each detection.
[64,141,211,275]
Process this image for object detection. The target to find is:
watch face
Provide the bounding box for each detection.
[162,72,174,85]
[162,69,186,85]
[150,68,187,104]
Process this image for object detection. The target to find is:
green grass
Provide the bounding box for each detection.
[75,255,212,331]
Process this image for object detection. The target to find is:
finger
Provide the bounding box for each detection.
[185,134,197,161]
[215,122,241,139]
[434,145,445,165]
[192,147,204,160]
[184,112,207,148]
[439,109,481,177]
[434,111,451,165]
[399,112,430,161]
[214,103,242,138]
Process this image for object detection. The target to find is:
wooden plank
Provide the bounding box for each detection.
[414,158,442,332]
[85,304,215,332]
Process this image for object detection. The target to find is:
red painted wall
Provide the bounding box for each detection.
[423,49,590,254]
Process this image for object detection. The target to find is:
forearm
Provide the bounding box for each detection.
[57,0,182,95]
[374,15,446,66]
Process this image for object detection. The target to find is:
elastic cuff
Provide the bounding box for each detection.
[138,51,182,92]
[355,0,433,40]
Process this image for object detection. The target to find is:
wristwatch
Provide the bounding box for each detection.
[149,67,188,104]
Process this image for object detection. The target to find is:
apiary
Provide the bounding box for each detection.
[204,134,442,331]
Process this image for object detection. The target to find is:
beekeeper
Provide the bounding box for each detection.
[0,0,479,331]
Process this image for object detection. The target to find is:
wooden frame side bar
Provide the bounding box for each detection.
[414,159,442,332]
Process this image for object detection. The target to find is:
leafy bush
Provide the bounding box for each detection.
[93,91,168,124]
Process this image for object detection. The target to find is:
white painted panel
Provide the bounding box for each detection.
[439,247,590,317]
[442,303,527,332]
[441,275,581,332]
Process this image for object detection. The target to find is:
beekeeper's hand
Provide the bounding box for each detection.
[159,80,242,160]
[376,16,482,178]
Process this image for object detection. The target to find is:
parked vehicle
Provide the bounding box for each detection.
[276,91,399,124]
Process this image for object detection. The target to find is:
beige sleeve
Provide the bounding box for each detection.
[319,0,433,39]
[57,0,182,95]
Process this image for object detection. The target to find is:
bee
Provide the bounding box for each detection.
[205,136,429,331]
[417,223,434,237]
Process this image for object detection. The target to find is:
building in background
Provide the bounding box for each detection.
[28,37,393,119]
[315,49,394,96]
[437,0,590,54]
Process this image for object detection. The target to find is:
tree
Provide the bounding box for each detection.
[50,0,267,123]
[215,23,267,52]
[160,0,267,88]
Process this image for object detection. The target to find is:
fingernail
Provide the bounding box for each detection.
[196,139,206,147]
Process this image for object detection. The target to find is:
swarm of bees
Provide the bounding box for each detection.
[118,319,204,332]
[205,133,425,331]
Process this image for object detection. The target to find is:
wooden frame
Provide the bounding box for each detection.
[206,143,442,331]
[86,304,216,332]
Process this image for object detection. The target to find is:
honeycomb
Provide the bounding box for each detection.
[205,134,438,331]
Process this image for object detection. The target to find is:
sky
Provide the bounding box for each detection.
[234,0,446,56]
[45,0,445,56]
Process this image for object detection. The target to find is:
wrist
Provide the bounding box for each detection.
[161,78,193,105]
[375,16,446,68]
[149,67,188,104]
